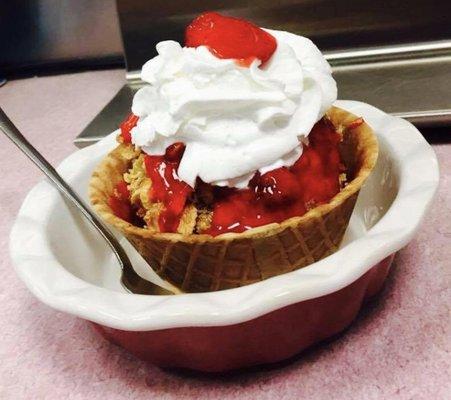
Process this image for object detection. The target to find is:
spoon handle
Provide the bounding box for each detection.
[0,108,171,295]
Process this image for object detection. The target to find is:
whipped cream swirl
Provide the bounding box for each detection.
[131,29,337,188]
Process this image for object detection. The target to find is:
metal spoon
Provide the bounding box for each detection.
[0,107,173,295]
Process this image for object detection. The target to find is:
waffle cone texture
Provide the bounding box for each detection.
[89,107,378,292]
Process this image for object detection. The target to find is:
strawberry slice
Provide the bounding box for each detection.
[255,167,301,206]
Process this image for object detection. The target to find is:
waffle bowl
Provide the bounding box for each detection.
[89,106,378,292]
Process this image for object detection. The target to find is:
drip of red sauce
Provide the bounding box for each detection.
[144,143,193,233]
[120,113,139,143]
[185,12,277,67]
[204,118,343,236]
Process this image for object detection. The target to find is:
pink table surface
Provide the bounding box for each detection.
[0,70,449,400]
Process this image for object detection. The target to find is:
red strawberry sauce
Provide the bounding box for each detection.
[143,143,193,233]
[185,12,277,67]
[111,117,343,236]
[204,118,343,236]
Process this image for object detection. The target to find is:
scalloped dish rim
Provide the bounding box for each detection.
[9,100,439,331]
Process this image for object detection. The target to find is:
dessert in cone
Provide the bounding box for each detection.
[90,107,378,292]
[89,13,378,292]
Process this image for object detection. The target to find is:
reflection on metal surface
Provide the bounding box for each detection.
[75,85,135,146]
[0,0,123,75]
[326,40,451,66]
[334,55,451,126]
[391,110,451,127]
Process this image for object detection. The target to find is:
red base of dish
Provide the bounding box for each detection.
[93,254,394,372]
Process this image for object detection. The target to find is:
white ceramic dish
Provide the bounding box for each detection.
[10,101,439,333]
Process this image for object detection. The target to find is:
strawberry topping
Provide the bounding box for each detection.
[185,12,277,67]
[143,143,193,233]
[204,118,343,236]
[120,113,139,144]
